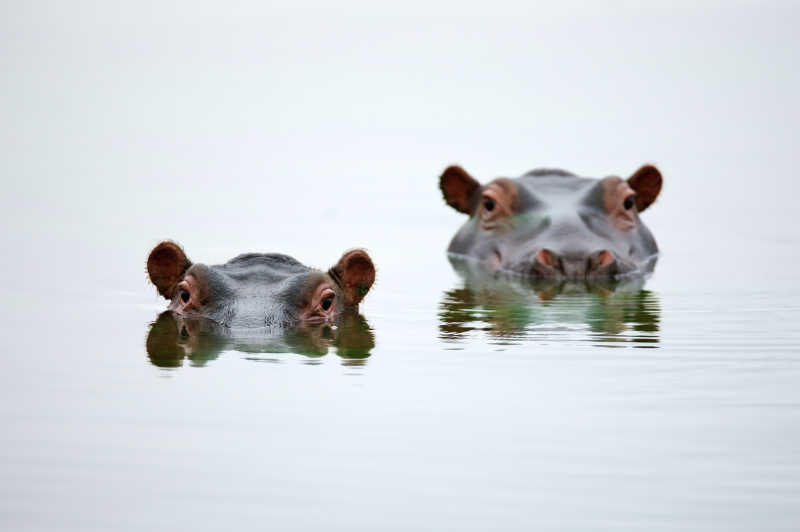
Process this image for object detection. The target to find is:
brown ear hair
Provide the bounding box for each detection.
[147,241,192,299]
[440,165,481,214]
[627,164,663,212]
[329,249,376,307]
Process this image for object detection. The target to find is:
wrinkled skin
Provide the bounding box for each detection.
[439,164,663,280]
[145,310,375,368]
[146,241,375,328]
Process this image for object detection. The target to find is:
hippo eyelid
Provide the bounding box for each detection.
[480,181,516,222]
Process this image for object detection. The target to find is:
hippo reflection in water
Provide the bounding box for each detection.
[439,257,660,345]
[147,241,375,328]
[439,164,663,279]
[146,310,375,368]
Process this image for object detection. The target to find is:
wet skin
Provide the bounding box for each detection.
[439,164,663,280]
[145,310,375,368]
[146,241,375,328]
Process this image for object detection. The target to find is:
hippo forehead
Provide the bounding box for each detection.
[210,253,325,301]
[512,170,607,210]
[184,254,328,325]
[214,253,311,284]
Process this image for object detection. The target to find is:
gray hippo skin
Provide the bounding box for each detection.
[439,164,663,280]
[147,241,375,328]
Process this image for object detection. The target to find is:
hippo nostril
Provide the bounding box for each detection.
[535,249,557,268]
[598,250,615,268]
[587,250,617,274]
[530,248,563,277]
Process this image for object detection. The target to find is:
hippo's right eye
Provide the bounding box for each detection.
[623,194,636,210]
[179,289,190,303]
[483,196,495,211]
[321,295,334,311]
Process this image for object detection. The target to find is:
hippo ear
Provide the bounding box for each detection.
[440,165,481,214]
[627,164,663,212]
[329,249,376,307]
[147,241,192,299]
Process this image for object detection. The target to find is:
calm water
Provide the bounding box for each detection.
[3,3,800,531]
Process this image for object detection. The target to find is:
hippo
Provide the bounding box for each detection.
[146,241,375,328]
[439,164,663,279]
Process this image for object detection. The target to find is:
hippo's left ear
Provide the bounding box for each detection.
[627,164,663,212]
[147,241,192,299]
[329,250,376,307]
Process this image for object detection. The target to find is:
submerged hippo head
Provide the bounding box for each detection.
[147,241,375,328]
[440,164,663,280]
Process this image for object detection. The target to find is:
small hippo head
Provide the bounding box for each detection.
[439,164,663,280]
[147,242,375,328]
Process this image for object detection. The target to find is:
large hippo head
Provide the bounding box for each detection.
[147,241,375,328]
[439,164,663,279]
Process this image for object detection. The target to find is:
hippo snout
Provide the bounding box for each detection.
[529,248,620,280]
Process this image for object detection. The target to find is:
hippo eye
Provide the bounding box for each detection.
[623,195,636,210]
[321,295,334,311]
[483,196,495,211]
[179,289,190,303]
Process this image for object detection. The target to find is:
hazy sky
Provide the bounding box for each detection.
[2,1,798,289]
